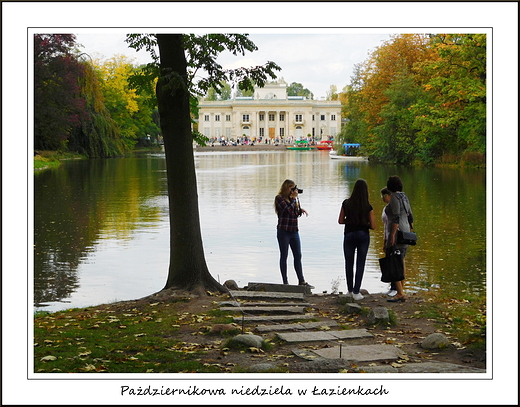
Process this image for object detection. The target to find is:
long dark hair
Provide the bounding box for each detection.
[344,179,371,224]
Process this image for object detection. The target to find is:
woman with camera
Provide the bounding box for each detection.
[274,179,313,288]
[338,179,376,300]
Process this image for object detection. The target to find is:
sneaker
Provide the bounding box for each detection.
[300,282,315,289]
[352,293,364,300]
[387,290,398,297]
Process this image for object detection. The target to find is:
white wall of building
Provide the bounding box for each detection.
[198,84,341,143]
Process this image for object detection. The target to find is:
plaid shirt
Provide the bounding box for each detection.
[275,195,300,232]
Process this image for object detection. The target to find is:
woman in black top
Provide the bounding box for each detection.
[338,179,376,300]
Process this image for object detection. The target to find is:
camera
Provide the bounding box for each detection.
[291,187,303,194]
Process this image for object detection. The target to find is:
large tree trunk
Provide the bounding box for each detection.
[156,34,224,293]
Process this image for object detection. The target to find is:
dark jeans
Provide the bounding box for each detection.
[343,230,370,294]
[277,228,305,285]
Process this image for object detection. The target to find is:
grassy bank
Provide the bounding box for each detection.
[414,289,486,348]
[34,151,86,171]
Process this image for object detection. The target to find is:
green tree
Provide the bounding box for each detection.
[204,81,232,101]
[372,71,424,164]
[411,34,486,160]
[126,33,280,293]
[287,81,313,99]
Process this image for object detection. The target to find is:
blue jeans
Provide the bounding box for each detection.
[277,228,305,285]
[343,230,370,294]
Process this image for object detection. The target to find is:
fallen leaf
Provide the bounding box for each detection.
[40,355,57,362]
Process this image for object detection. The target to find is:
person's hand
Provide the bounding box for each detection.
[300,208,308,217]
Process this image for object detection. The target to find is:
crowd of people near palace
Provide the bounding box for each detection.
[208,135,334,147]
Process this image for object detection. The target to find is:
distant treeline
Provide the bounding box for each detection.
[338,34,486,166]
[34,34,486,165]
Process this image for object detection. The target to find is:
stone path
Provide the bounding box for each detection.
[224,284,486,374]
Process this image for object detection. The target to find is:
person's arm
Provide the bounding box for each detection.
[276,195,299,217]
[388,194,401,246]
[338,205,345,224]
[368,209,376,230]
[390,222,399,246]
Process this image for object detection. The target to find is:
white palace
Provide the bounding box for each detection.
[197,83,342,143]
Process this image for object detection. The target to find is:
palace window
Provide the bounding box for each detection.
[215,114,220,122]
[331,114,336,121]
[279,128,285,137]
[320,114,325,121]
[259,128,265,137]
[259,114,265,121]
[279,113,285,121]
[204,115,210,122]
[242,114,250,122]
[226,115,231,121]
[295,114,303,122]
[268,113,275,121]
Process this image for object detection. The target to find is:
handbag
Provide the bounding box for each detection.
[395,193,417,245]
[379,248,405,282]
[397,229,417,245]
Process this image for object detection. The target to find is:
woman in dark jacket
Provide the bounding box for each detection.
[338,179,376,300]
[385,175,414,302]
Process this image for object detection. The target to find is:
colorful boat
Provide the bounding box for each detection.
[316,140,333,150]
[329,143,369,160]
[286,140,313,150]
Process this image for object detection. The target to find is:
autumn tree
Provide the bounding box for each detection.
[34,34,87,151]
[326,85,339,101]
[411,34,486,161]
[126,33,280,293]
[68,60,125,157]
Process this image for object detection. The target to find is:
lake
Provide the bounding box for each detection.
[33,149,486,312]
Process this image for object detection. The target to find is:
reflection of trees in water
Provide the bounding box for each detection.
[33,157,166,306]
[34,154,486,306]
[337,162,486,296]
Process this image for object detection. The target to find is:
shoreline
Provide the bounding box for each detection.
[195,144,289,152]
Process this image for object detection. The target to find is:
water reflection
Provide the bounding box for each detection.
[34,151,486,312]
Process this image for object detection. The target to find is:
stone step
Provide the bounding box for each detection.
[220,306,306,314]
[295,344,405,362]
[277,328,374,343]
[232,314,315,323]
[236,302,312,307]
[246,282,312,294]
[255,320,339,333]
[356,361,486,374]
[228,290,306,301]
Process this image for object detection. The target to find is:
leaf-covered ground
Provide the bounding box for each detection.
[34,288,486,374]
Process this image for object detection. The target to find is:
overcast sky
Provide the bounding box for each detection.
[75,31,392,99]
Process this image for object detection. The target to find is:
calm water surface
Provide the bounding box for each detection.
[34,150,486,312]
